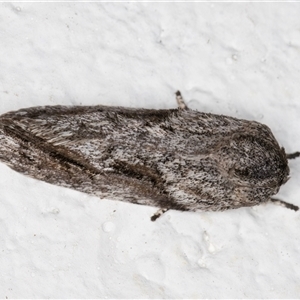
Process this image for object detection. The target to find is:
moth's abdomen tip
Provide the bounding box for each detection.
[175,90,181,97]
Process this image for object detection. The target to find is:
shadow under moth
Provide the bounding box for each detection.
[0,91,299,221]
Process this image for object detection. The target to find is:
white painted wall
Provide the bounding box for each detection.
[0,3,300,298]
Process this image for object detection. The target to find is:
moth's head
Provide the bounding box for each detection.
[217,134,290,194]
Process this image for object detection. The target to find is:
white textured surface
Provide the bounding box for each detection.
[1,3,300,298]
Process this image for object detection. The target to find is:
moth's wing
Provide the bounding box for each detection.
[0,105,172,208]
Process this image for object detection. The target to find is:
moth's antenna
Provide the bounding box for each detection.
[270,198,299,211]
[286,152,300,160]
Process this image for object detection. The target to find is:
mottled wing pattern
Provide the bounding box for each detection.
[0,104,290,212]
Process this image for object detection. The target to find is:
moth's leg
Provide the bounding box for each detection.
[175,91,188,110]
[151,208,169,221]
[286,152,300,160]
[270,198,299,211]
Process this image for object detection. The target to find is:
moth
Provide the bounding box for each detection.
[0,91,299,221]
